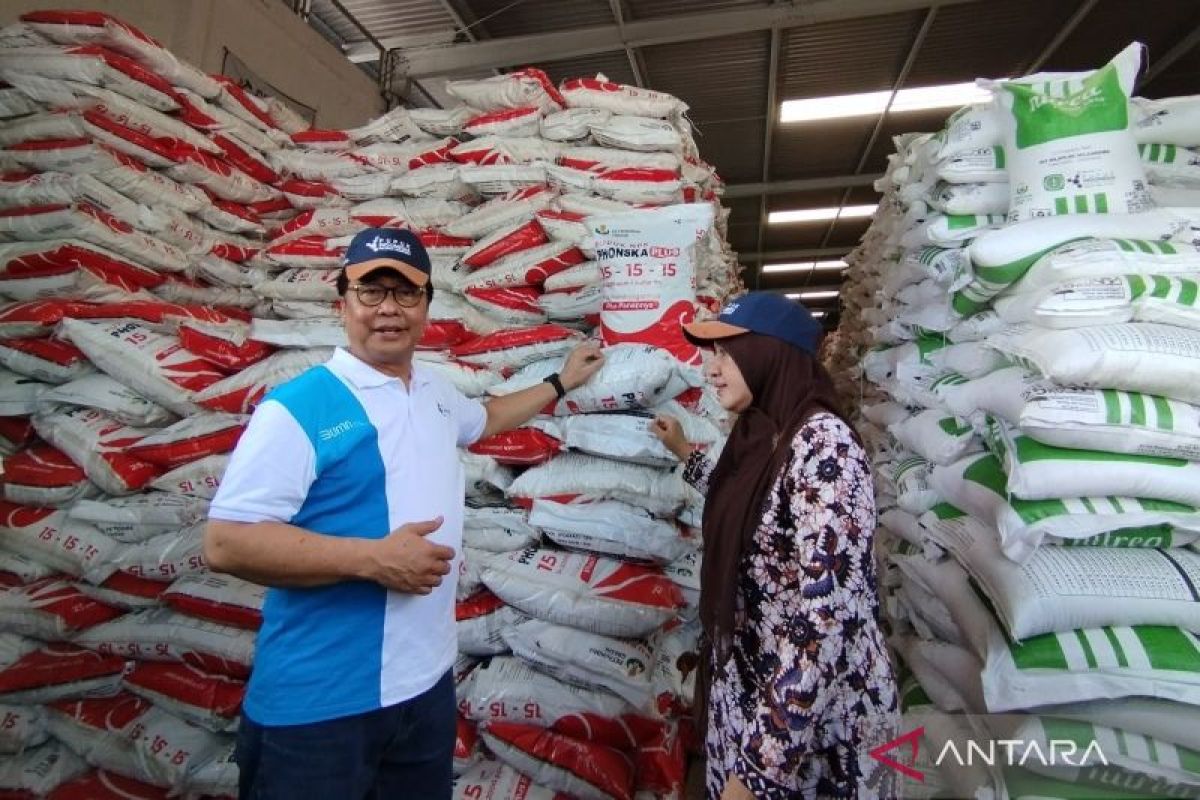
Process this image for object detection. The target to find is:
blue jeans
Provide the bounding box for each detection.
[235,671,455,800]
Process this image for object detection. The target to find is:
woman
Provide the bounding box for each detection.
[653,292,898,799]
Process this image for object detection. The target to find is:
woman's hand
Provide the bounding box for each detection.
[651,414,692,461]
[720,774,754,800]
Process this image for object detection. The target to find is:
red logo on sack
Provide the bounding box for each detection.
[869,726,924,782]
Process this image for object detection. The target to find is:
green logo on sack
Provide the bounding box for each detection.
[1043,174,1065,191]
[1005,61,1129,149]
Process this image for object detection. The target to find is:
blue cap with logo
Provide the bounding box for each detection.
[343,227,431,287]
[683,291,823,354]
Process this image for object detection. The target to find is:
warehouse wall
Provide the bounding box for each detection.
[0,0,385,128]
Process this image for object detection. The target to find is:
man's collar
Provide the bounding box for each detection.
[328,348,430,390]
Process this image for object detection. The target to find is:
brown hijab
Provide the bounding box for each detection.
[695,332,853,723]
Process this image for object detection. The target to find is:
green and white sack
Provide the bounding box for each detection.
[923,507,1200,639]
[1140,142,1200,189]
[952,210,1190,314]
[935,147,1008,184]
[986,417,1200,505]
[985,42,1151,223]
[1005,768,1163,800]
[930,454,1200,562]
[935,103,1002,161]
[1133,95,1200,147]
[1008,237,1200,298]
[1008,275,1200,332]
[929,180,1009,216]
[901,245,972,290]
[902,213,1006,249]
[1038,696,1200,754]
[907,551,1200,712]
[986,322,1200,406]
[891,455,941,514]
[893,409,981,466]
[943,366,1200,460]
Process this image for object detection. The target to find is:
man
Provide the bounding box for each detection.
[204,227,603,799]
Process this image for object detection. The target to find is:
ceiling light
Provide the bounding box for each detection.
[794,290,840,300]
[811,310,827,318]
[761,260,847,274]
[768,204,877,225]
[780,81,994,123]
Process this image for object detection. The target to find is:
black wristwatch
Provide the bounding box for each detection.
[543,372,567,399]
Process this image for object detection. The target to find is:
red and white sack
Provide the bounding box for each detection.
[0,550,56,586]
[148,454,228,499]
[451,325,580,372]
[592,168,683,205]
[0,739,88,797]
[542,260,601,291]
[59,319,221,416]
[74,606,255,679]
[460,164,549,196]
[539,284,602,323]
[0,635,125,704]
[0,578,122,640]
[126,413,245,470]
[556,192,641,218]
[0,702,47,754]
[2,136,124,173]
[411,106,474,137]
[481,548,683,638]
[0,240,164,297]
[0,171,146,225]
[41,370,171,424]
[0,86,39,118]
[44,693,152,782]
[444,186,557,239]
[178,320,274,371]
[453,758,563,800]
[448,70,564,114]
[95,157,208,213]
[391,164,476,202]
[75,570,166,611]
[458,547,493,602]
[249,317,345,349]
[589,115,682,153]
[507,453,687,517]
[254,267,338,302]
[194,253,257,288]
[457,590,531,656]
[650,620,700,717]
[502,618,654,710]
[330,172,393,201]
[277,178,349,209]
[264,235,345,269]
[535,210,591,249]
[560,77,687,119]
[461,242,587,291]
[633,720,686,799]
[271,299,338,320]
[112,522,206,583]
[165,148,277,204]
[68,492,207,544]
[46,770,172,800]
[29,406,157,495]
[0,367,46,416]
[1,443,100,507]
[422,294,481,349]
[469,426,561,468]
[212,75,281,134]
[0,337,93,384]
[465,287,547,328]
[344,105,430,146]
[464,499,541,553]
[481,721,634,800]
[530,498,688,564]
[183,740,238,798]
[268,207,361,245]
[355,198,472,230]
[210,132,277,183]
[162,572,264,631]
[463,452,516,498]
[0,501,117,582]
[491,344,692,416]
[463,218,549,269]
[0,415,36,454]
[558,146,680,174]
[455,715,481,777]
[194,347,332,414]
[460,656,641,748]
[416,354,501,397]
[591,203,714,364]
[290,128,353,152]
[129,705,228,791]
[451,136,560,166]
[540,108,612,142]
[546,164,597,195]
[78,109,180,168]
[65,83,217,154]
[352,138,457,172]
[193,199,264,238]
[123,662,243,733]
[269,147,368,181]
[0,204,189,273]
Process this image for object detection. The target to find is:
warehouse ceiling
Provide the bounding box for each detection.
[289,0,1200,317]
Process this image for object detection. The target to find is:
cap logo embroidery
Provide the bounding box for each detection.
[721,301,740,316]
[364,235,411,256]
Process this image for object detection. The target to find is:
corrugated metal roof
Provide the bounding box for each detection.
[640,31,770,122]
[312,0,455,45]
[540,52,638,88]
[460,0,615,38]
[779,10,926,100]
[625,0,769,21]
[694,119,766,184]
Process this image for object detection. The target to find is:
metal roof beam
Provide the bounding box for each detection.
[751,25,783,286]
[724,174,883,199]
[608,0,645,88]
[1143,25,1200,86]
[742,247,851,260]
[345,0,983,72]
[1020,0,1098,75]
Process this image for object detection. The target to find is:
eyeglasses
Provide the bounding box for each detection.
[349,283,425,308]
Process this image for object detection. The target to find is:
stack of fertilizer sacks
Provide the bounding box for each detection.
[0,9,742,800]
[834,41,1200,800]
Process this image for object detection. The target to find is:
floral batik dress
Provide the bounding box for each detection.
[684,413,899,799]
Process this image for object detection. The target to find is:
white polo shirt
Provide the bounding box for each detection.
[209,348,487,725]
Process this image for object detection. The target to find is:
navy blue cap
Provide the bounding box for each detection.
[683,291,822,354]
[343,227,431,287]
